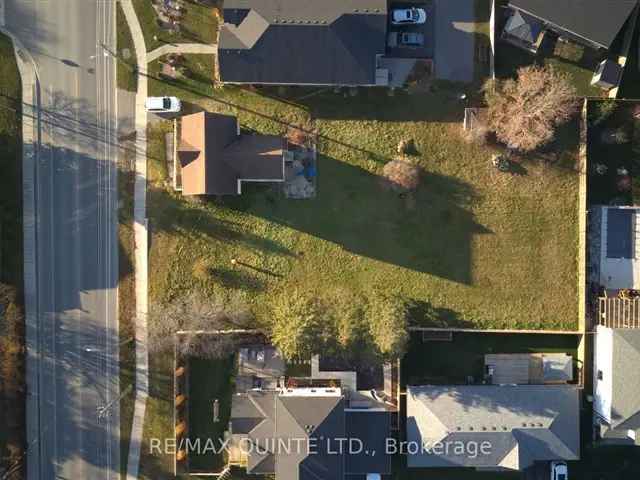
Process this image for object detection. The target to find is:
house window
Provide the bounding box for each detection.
[597,370,604,380]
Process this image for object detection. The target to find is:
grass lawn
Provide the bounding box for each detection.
[402,331,580,386]
[131,0,219,52]
[147,82,579,331]
[141,57,581,479]
[116,2,138,92]
[147,54,215,102]
[0,32,25,478]
[496,38,604,97]
[187,356,235,473]
[118,135,137,477]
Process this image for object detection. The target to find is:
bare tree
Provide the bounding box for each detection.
[148,293,254,359]
[484,65,579,152]
[382,158,421,192]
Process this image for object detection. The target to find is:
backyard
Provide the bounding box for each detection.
[495,38,604,97]
[401,331,580,386]
[187,356,235,473]
[146,81,580,331]
[586,100,640,206]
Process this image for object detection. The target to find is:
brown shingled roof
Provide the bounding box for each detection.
[179,112,285,195]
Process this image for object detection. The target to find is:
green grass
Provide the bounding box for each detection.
[141,75,581,479]
[131,0,219,52]
[402,332,579,386]
[496,39,604,97]
[147,83,579,331]
[139,352,175,479]
[147,54,215,102]
[187,356,235,473]
[118,136,137,478]
[0,32,24,477]
[116,2,138,92]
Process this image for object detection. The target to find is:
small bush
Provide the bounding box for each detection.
[382,158,421,192]
[590,100,618,126]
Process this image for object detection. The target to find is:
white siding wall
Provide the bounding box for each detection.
[594,325,614,423]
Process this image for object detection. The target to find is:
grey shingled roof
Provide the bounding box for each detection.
[509,0,638,49]
[610,329,640,432]
[219,0,387,85]
[407,385,580,470]
[230,392,347,480]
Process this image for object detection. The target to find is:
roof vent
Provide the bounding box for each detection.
[469,427,474,431]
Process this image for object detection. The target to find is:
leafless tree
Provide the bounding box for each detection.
[148,293,254,359]
[484,65,579,152]
[382,158,421,192]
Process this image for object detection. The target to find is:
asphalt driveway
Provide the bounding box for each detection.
[433,0,476,82]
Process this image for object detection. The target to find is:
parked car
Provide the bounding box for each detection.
[551,461,568,480]
[391,7,427,25]
[388,31,425,48]
[145,96,181,113]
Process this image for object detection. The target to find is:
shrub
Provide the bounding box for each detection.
[366,294,410,359]
[382,158,421,192]
[484,65,579,152]
[270,290,327,360]
[590,100,618,126]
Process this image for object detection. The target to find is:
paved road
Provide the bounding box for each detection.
[4,0,120,479]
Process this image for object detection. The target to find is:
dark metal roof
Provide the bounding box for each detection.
[345,411,392,475]
[509,0,638,48]
[219,0,387,85]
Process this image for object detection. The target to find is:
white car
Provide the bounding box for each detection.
[391,7,427,25]
[145,96,181,113]
[551,461,568,480]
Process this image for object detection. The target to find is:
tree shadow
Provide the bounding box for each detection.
[209,266,266,292]
[260,85,467,123]
[219,155,491,283]
[147,186,295,259]
[408,300,477,328]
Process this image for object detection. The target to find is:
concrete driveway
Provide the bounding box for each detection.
[434,0,476,82]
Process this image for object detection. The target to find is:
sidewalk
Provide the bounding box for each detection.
[0,22,42,479]
[119,2,150,480]
[147,42,217,61]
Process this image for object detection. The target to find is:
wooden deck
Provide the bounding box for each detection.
[598,297,640,328]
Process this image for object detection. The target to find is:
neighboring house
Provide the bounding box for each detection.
[230,388,392,479]
[218,0,389,86]
[593,325,640,444]
[229,347,393,479]
[178,112,285,195]
[503,0,638,52]
[406,385,580,471]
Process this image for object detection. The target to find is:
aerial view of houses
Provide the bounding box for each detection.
[2,1,640,480]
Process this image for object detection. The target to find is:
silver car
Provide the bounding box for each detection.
[391,7,427,25]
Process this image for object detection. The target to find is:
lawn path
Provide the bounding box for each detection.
[147,42,217,61]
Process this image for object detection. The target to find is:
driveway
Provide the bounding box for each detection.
[433,0,476,82]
